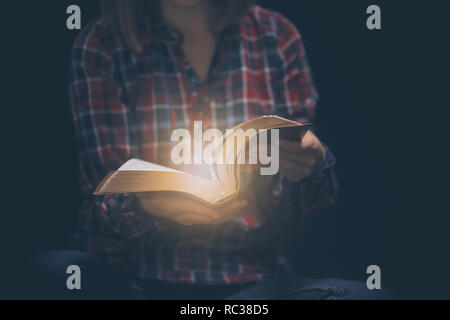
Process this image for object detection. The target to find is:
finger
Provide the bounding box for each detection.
[279,143,316,161]
[279,134,319,153]
[279,167,302,182]
[173,200,220,219]
[278,139,302,151]
[279,159,300,173]
[279,153,316,168]
[176,213,217,226]
[279,169,307,182]
[279,156,316,172]
[278,142,308,161]
[279,160,310,181]
[279,148,312,162]
[278,166,295,178]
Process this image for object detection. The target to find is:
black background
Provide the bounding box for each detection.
[2,1,449,299]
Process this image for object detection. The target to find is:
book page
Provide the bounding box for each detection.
[213,115,311,201]
[118,159,182,173]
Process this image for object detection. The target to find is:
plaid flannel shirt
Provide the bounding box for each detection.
[69,5,338,284]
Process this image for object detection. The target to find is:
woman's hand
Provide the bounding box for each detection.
[278,130,326,182]
[136,192,248,226]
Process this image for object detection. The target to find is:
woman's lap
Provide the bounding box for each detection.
[227,277,394,300]
[22,250,394,300]
[24,250,145,299]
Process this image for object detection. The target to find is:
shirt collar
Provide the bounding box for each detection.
[151,16,184,43]
[149,15,240,44]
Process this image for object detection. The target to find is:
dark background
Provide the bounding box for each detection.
[2,1,449,299]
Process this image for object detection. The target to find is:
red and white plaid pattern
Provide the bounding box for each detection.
[69,5,338,284]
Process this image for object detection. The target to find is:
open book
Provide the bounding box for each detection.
[94,115,312,207]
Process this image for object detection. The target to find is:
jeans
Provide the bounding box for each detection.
[19,250,394,300]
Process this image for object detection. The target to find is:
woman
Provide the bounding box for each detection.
[28,0,390,299]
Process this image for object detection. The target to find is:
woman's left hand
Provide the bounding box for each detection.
[278,130,326,182]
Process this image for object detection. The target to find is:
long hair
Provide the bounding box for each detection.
[100,0,255,53]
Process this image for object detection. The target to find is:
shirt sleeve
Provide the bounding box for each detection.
[272,13,339,220]
[69,22,154,241]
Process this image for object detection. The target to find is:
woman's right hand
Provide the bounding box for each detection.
[136,192,248,226]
